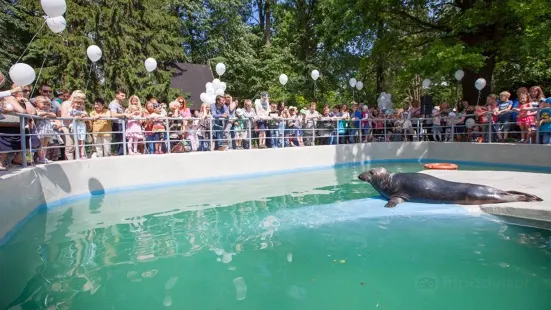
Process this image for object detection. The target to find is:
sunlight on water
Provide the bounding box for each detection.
[1,163,550,310]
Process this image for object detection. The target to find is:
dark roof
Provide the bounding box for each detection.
[169,63,214,110]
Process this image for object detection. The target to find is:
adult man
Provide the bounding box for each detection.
[210,95,230,150]
[303,101,320,146]
[52,89,70,117]
[254,91,271,148]
[109,89,129,155]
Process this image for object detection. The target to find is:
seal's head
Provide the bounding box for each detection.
[358,167,389,184]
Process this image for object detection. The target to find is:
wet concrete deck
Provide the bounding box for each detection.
[420,170,551,226]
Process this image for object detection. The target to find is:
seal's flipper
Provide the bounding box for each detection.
[506,190,543,202]
[384,197,405,208]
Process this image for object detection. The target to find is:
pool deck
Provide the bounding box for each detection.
[420,170,551,225]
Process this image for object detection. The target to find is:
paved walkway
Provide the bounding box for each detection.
[421,169,550,225]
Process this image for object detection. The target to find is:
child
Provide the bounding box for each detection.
[69,97,89,159]
[538,101,551,145]
[496,91,513,142]
[233,109,246,149]
[268,103,281,148]
[34,96,57,164]
[469,125,484,143]
[515,93,536,143]
[149,105,166,154]
[360,105,370,142]
[125,105,144,155]
[432,106,442,141]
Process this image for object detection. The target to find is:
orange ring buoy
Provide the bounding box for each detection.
[424,163,458,170]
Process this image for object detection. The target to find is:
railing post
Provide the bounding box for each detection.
[209,118,214,151]
[450,115,455,142]
[535,108,540,144]
[165,118,171,154]
[72,119,80,159]
[312,119,316,146]
[19,115,27,168]
[359,120,362,143]
[122,120,127,155]
[383,117,387,141]
[336,119,339,145]
[487,112,493,143]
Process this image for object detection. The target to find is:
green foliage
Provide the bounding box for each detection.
[1,0,550,110]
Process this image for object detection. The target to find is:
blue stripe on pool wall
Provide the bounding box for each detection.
[0,157,549,246]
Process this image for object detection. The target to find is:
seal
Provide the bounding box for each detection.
[358,167,543,208]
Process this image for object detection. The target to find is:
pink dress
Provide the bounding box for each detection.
[126,119,144,139]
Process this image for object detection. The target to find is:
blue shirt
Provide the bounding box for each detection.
[539,108,551,132]
[210,103,229,119]
[511,100,520,122]
[352,110,362,128]
[496,99,512,122]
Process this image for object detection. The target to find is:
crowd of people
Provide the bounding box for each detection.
[1,83,550,171]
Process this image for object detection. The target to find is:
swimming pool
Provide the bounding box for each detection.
[1,163,550,309]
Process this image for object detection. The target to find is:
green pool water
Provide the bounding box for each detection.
[1,163,551,310]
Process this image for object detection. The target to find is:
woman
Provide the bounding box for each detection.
[59,90,86,160]
[528,86,545,143]
[0,86,39,170]
[196,103,211,151]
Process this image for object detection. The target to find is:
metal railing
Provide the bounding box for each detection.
[1,108,549,169]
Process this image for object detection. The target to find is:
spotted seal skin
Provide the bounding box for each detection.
[358,167,543,208]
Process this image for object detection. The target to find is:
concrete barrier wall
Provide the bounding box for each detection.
[0,142,429,241]
[3,141,551,242]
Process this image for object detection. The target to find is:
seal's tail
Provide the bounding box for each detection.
[506,190,543,202]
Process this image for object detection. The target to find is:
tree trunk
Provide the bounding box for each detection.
[461,55,495,107]
[375,20,385,93]
[256,0,265,36]
[265,0,272,46]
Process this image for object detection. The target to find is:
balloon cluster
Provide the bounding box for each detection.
[377,92,393,111]
[43,0,67,34]
[349,78,364,90]
[200,63,227,104]
[9,0,69,86]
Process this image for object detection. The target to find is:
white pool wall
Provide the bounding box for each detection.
[1,141,550,242]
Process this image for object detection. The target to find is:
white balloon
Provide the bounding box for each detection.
[208,94,216,104]
[215,63,226,76]
[200,92,208,103]
[220,82,227,91]
[311,70,320,81]
[355,81,363,90]
[144,58,157,72]
[213,78,221,90]
[465,118,475,128]
[349,78,357,88]
[86,45,102,62]
[206,87,214,95]
[41,0,66,18]
[454,70,465,81]
[205,82,213,90]
[215,89,224,96]
[46,16,66,34]
[422,78,431,88]
[9,63,36,86]
[475,78,486,91]
[279,74,288,86]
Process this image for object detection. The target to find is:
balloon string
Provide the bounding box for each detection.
[84,63,94,95]
[30,54,48,98]
[15,19,47,65]
[476,90,481,106]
